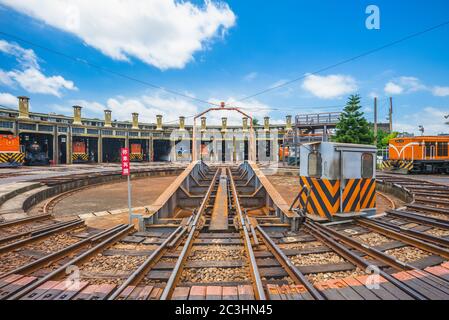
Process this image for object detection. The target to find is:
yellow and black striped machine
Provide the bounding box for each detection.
[298,142,377,221]
[0,134,25,167]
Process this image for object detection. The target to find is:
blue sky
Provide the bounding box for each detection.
[0,0,448,134]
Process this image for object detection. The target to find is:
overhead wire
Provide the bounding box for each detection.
[236,19,449,102]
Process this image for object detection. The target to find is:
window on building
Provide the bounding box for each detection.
[102,130,113,136]
[361,153,374,178]
[308,151,322,177]
[0,121,13,129]
[437,142,448,157]
[72,127,85,134]
[87,129,99,135]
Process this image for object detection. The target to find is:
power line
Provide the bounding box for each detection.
[0,31,220,108]
[237,19,449,102]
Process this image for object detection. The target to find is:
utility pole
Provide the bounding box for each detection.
[374,97,378,144]
[389,97,393,132]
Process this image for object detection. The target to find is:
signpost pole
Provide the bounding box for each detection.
[127,174,132,224]
[121,147,132,225]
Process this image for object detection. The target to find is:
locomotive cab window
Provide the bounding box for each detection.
[437,142,448,157]
[361,153,374,178]
[308,151,322,177]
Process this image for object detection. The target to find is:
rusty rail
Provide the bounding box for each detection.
[228,167,266,300]
[0,219,84,253]
[108,225,186,300]
[6,224,134,300]
[0,214,52,229]
[0,224,127,281]
[304,220,427,300]
[357,218,449,260]
[255,225,324,300]
[159,168,220,300]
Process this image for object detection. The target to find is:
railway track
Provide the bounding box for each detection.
[377,174,449,221]
[1,166,449,300]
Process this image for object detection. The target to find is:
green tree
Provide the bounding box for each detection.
[252,118,259,126]
[334,95,373,144]
[375,130,398,150]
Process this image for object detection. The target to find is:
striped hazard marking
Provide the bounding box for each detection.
[72,153,88,161]
[130,153,143,161]
[0,152,25,165]
[299,176,340,219]
[359,179,376,209]
[299,177,376,218]
[399,160,414,171]
[343,179,376,212]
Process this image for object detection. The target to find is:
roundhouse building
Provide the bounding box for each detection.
[0,96,293,165]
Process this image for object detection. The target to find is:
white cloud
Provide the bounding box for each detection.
[368,91,379,99]
[399,76,426,92]
[0,69,14,87]
[70,93,199,124]
[0,39,38,69]
[0,40,76,97]
[207,97,278,125]
[269,79,289,89]
[384,76,449,97]
[384,82,403,95]
[1,0,236,70]
[243,72,258,82]
[432,86,449,97]
[56,92,281,127]
[384,76,426,95]
[0,92,17,107]
[301,74,357,99]
[6,68,76,97]
[395,106,449,135]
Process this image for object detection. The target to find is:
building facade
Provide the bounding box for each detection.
[0,97,293,165]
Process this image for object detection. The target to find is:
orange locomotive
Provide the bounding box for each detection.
[0,134,25,167]
[383,136,449,174]
[130,143,143,161]
[72,141,88,163]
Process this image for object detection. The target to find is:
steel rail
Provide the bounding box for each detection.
[168,217,193,248]
[228,168,266,300]
[6,224,134,300]
[0,214,52,229]
[307,221,414,271]
[108,225,185,300]
[307,220,449,297]
[255,224,325,300]
[376,191,396,210]
[405,203,449,215]
[415,197,449,207]
[360,216,449,249]
[0,218,82,245]
[357,218,449,260]
[413,192,449,199]
[159,168,220,300]
[386,210,449,230]
[0,224,127,282]
[246,215,259,247]
[0,219,85,253]
[304,221,427,300]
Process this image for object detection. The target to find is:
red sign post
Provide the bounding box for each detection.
[121,148,132,223]
[121,148,130,176]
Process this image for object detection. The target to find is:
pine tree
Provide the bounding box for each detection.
[334,95,374,144]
